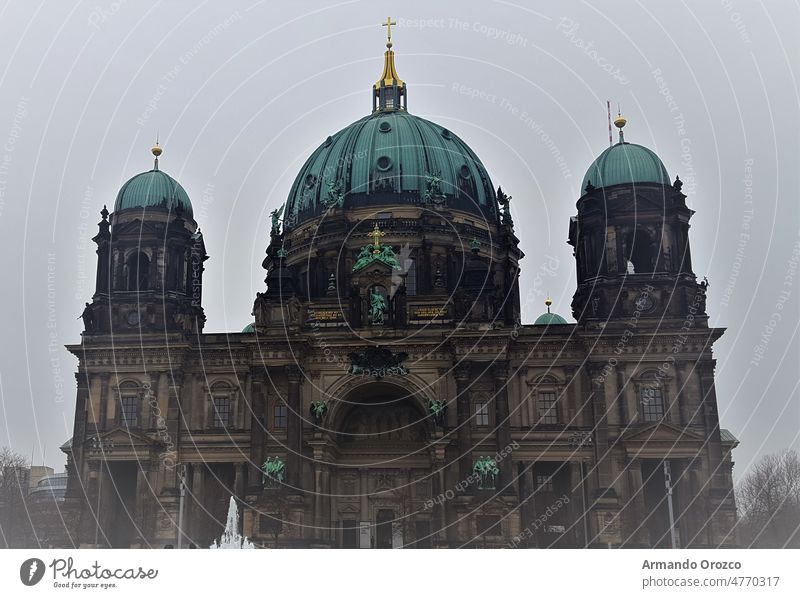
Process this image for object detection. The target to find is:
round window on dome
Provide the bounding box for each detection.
[305,174,317,188]
[323,136,332,147]
[376,156,393,171]
[458,164,472,179]
[441,129,452,139]
[378,121,392,133]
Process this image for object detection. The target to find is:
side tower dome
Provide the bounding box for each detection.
[81,144,207,336]
[114,143,193,217]
[568,115,706,326]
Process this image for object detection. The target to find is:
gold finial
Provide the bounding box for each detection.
[613,108,626,143]
[369,223,386,253]
[545,297,553,313]
[151,136,162,170]
[382,16,396,48]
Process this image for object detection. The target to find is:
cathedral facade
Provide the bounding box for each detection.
[62,30,738,549]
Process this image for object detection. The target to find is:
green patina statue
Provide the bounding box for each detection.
[423,171,446,205]
[473,456,500,490]
[321,179,345,209]
[369,288,386,325]
[352,243,399,272]
[262,456,286,484]
[270,203,285,235]
[310,400,328,420]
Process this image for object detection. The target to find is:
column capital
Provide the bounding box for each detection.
[285,364,304,383]
[75,372,90,389]
[492,363,509,382]
[453,362,471,382]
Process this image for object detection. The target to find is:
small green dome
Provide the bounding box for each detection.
[114,169,193,217]
[581,142,670,194]
[284,110,498,228]
[534,311,568,325]
[242,322,256,333]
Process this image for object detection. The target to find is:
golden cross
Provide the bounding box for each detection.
[382,17,396,46]
[369,223,386,249]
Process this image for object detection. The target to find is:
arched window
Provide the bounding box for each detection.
[210,382,234,429]
[118,381,141,429]
[623,227,656,274]
[637,372,667,422]
[126,252,150,291]
[474,400,489,427]
[529,375,561,426]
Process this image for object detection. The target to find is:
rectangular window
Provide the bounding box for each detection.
[274,403,287,429]
[404,258,417,296]
[641,387,665,422]
[537,391,558,425]
[475,401,489,427]
[536,474,554,492]
[212,397,231,428]
[376,212,392,219]
[120,396,139,428]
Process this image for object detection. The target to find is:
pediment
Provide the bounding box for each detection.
[112,219,162,237]
[352,258,395,275]
[622,421,703,443]
[88,427,161,449]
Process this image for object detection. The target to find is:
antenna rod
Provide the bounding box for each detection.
[607,100,612,147]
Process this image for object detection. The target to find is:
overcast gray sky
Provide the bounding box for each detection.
[0,0,797,481]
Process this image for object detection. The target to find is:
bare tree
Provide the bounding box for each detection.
[0,446,29,547]
[736,448,800,548]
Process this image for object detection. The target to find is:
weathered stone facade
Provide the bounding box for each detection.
[60,43,737,549]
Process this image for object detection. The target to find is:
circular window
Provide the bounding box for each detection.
[376,156,392,171]
[459,164,471,179]
[379,121,392,133]
[441,129,452,139]
[323,135,333,147]
[305,174,317,187]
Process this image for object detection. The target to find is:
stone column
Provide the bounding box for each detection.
[319,464,331,542]
[699,362,724,489]
[133,461,152,547]
[520,466,536,547]
[164,372,183,491]
[234,462,246,500]
[454,363,473,481]
[183,463,195,545]
[79,459,103,546]
[359,468,369,523]
[568,461,586,547]
[98,373,110,432]
[586,363,613,493]
[313,463,324,540]
[493,364,513,489]
[625,458,649,546]
[249,371,266,490]
[286,365,304,490]
[66,373,90,500]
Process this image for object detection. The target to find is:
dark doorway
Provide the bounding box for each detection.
[104,462,138,548]
[641,459,680,548]
[341,519,358,548]
[375,509,393,549]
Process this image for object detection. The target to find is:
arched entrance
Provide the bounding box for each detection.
[329,380,435,548]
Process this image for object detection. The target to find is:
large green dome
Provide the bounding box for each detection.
[284,110,498,228]
[581,141,670,194]
[114,169,193,218]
